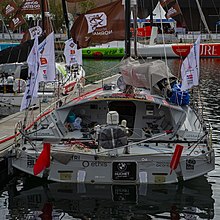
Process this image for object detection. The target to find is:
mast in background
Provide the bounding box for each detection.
[41,0,45,33]
[0,14,13,40]
[195,0,212,40]
[123,0,137,58]
[123,0,131,58]
[62,0,71,39]
[132,0,138,58]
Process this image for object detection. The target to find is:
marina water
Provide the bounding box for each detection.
[0,58,219,219]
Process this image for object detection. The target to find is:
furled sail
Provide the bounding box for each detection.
[70,0,125,48]
[119,57,176,93]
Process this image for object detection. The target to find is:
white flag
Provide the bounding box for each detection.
[64,38,82,66]
[20,36,39,111]
[29,26,42,39]
[38,32,56,82]
[181,35,201,91]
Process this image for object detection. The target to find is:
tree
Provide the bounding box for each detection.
[79,0,96,14]
[48,0,65,33]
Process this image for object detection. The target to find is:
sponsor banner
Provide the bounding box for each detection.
[9,13,26,31]
[2,0,18,17]
[71,0,125,48]
[20,0,41,14]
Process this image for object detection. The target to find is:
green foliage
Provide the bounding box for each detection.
[48,0,65,33]
[79,0,96,14]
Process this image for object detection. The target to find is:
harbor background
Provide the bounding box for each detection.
[0,57,219,219]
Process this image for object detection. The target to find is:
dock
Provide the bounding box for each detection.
[0,74,119,159]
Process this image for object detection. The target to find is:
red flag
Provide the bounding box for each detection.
[20,0,41,14]
[33,143,51,176]
[160,0,185,26]
[9,13,26,31]
[2,0,18,17]
[165,2,182,19]
[71,0,125,48]
[169,144,183,174]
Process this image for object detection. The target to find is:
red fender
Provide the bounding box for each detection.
[33,143,51,176]
[170,144,184,174]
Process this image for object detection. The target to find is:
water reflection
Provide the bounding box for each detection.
[5,175,214,219]
[169,58,220,144]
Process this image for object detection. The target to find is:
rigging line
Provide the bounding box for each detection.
[187,0,194,34]
[0,13,13,40]
[195,0,212,40]
[83,61,122,81]
[158,1,170,88]
[210,0,220,19]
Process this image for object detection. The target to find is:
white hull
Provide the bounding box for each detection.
[12,145,214,184]
[83,41,220,58]
[11,59,214,185]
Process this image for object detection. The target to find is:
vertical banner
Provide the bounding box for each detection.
[64,38,82,66]
[20,36,39,111]
[181,35,201,91]
[38,32,56,82]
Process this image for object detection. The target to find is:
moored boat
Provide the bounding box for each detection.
[10,0,215,185]
[11,58,214,184]
[82,41,220,58]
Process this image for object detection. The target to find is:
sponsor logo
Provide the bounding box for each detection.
[40,57,47,65]
[117,162,127,172]
[186,159,196,170]
[156,161,170,167]
[82,161,107,167]
[5,5,15,15]
[85,12,107,33]
[27,155,35,168]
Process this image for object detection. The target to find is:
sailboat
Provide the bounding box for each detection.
[0,0,85,116]
[11,0,214,184]
[80,0,220,59]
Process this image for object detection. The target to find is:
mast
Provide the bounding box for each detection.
[195,0,212,39]
[132,1,138,58]
[0,14,13,40]
[124,0,131,58]
[62,0,71,39]
[41,0,45,33]
[149,0,153,27]
[123,0,137,58]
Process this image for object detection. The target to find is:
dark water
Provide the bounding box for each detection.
[0,58,220,219]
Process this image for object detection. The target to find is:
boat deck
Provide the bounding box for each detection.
[0,74,120,159]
